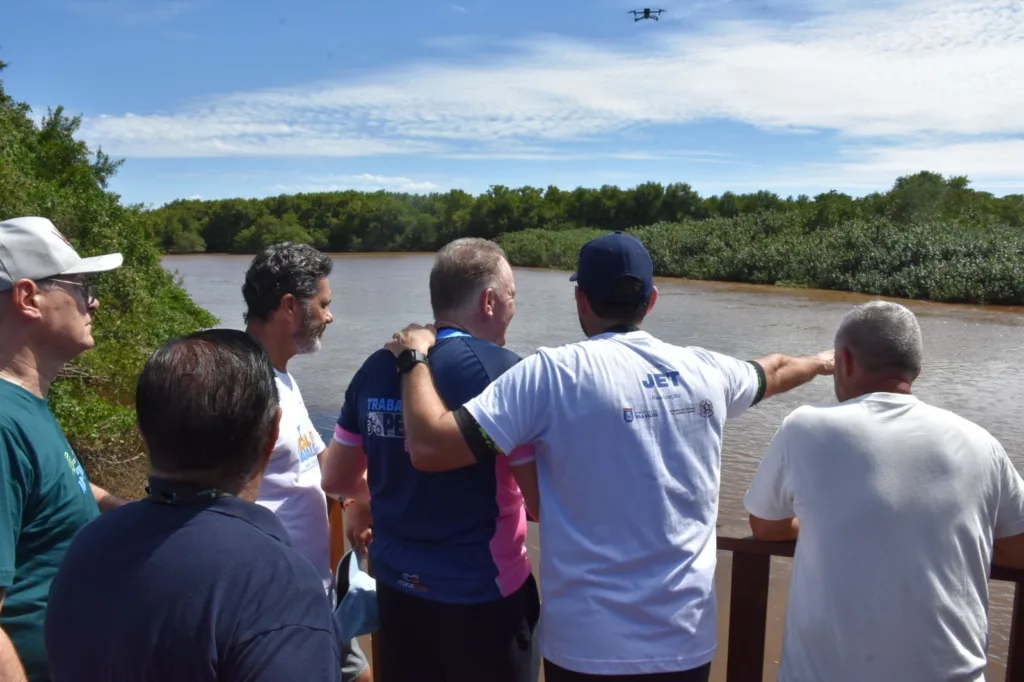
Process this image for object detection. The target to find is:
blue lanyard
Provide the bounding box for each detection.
[436,327,471,340]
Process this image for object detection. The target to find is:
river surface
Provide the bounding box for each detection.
[163,253,1024,680]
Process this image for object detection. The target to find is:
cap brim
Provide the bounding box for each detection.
[62,253,123,276]
[569,272,579,281]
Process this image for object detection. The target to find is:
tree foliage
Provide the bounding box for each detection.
[500,215,1024,305]
[149,168,1024,305]
[0,62,216,497]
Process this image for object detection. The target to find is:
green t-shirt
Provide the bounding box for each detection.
[0,378,99,681]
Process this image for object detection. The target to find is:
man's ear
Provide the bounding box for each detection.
[9,280,44,320]
[480,287,496,317]
[574,286,588,313]
[259,407,282,468]
[280,293,298,318]
[646,287,658,314]
[268,407,282,451]
[837,346,855,378]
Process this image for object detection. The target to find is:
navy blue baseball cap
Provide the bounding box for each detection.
[569,231,654,304]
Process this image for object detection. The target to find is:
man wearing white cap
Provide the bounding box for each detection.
[0,216,127,681]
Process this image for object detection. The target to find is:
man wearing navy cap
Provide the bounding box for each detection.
[385,231,834,681]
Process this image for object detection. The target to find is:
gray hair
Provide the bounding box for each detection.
[835,301,923,379]
[429,238,508,316]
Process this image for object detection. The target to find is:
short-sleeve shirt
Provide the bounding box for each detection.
[744,393,1024,682]
[0,378,99,681]
[44,484,342,682]
[255,370,333,596]
[460,329,763,675]
[336,331,532,604]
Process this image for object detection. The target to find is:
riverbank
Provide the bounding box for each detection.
[497,217,1024,306]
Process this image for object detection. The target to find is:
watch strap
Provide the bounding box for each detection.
[396,348,429,374]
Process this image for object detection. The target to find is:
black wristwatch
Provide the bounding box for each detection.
[395,348,429,375]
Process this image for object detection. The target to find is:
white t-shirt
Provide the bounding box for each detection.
[463,329,762,675]
[256,370,333,597]
[744,392,1024,682]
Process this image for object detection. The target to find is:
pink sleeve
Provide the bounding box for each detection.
[507,444,535,467]
[333,425,363,446]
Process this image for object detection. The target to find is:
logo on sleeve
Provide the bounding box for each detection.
[63,451,89,494]
[699,400,715,418]
[623,407,634,422]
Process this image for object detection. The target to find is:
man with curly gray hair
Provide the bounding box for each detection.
[243,242,370,682]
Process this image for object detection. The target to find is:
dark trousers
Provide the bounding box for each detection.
[375,573,540,682]
[543,660,712,682]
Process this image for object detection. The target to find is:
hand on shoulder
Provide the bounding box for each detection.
[385,323,436,357]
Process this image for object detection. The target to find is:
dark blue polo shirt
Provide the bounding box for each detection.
[336,330,532,604]
[44,482,342,682]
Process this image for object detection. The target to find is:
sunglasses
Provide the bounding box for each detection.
[48,278,99,305]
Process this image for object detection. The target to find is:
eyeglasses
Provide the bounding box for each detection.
[48,279,99,305]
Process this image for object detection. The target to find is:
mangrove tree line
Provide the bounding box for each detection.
[149,170,1024,305]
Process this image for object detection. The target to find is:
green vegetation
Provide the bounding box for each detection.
[150,170,1024,305]
[1,63,216,498]
[501,215,1024,305]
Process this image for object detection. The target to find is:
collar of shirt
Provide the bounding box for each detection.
[145,477,292,545]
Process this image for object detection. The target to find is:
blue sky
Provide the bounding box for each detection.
[3,0,1022,207]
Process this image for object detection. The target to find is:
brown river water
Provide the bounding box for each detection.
[163,253,1024,681]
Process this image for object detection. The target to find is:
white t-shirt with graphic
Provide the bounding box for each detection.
[256,370,333,597]
[744,393,1024,682]
[462,329,762,675]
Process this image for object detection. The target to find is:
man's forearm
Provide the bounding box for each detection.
[400,364,454,455]
[0,627,26,682]
[91,483,127,513]
[749,515,800,542]
[344,470,371,502]
[399,364,477,470]
[755,353,830,400]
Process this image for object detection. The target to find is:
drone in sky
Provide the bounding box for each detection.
[629,8,666,21]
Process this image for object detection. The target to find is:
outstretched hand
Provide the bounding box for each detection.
[385,323,437,357]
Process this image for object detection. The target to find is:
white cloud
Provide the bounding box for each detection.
[687,139,1024,196]
[80,0,1024,189]
[809,139,1024,192]
[276,174,442,194]
[452,4,467,13]
[83,112,439,157]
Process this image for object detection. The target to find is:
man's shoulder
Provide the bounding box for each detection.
[345,349,399,393]
[75,501,309,567]
[431,336,521,378]
[62,503,329,611]
[908,399,999,445]
[356,348,399,377]
[0,398,65,473]
[780,401,855,428]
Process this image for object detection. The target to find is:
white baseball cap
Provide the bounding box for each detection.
[0,216,123,292]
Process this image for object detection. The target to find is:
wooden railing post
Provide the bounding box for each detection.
[1007,582,1024,682]
[727,551,772,682]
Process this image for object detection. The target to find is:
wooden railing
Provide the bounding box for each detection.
[327,510,1024,682]
[718,535,1024,682]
